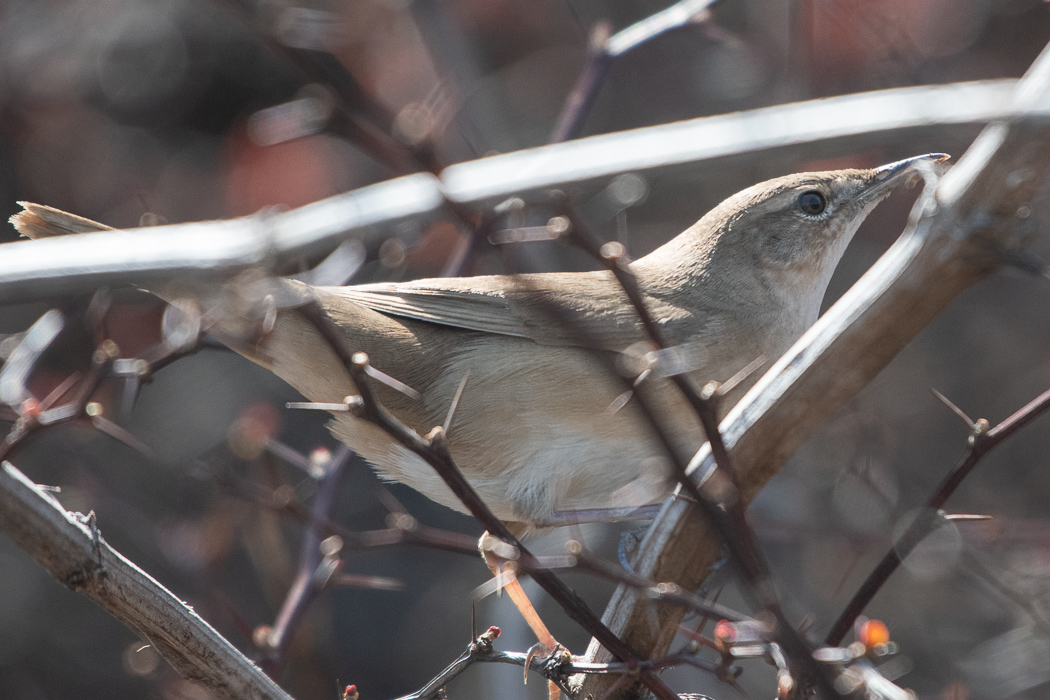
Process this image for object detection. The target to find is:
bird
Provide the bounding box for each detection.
[11,154,948,534]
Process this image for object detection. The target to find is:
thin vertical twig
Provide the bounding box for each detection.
[261,446,354,672]
[550,0,721,143]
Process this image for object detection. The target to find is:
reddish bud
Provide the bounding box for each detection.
[19,398,40,418]
[714,620,736,646]
[859,619,890,648]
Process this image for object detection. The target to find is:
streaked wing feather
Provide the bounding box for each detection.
[330,274,656,351]
[341,284,531,339]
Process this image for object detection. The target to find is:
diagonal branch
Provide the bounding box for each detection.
[291,302,678,700]
[0,460,295,700]
[825,384,1050,645]
[0,80,1021,303]
[550,0,720,143]
[557,201,832,694]
[576,35,1050,700]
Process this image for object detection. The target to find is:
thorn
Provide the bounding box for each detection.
[718,355,766,397]
[605,389,633,415]
[286,401,350,411]
[90,416,156,458]
[443,370,470,434]
[471,565,518,601]
[40,371,82,411]
[524,642,551,684]
[263,439,314,474]
[331,573,405,591]
[286,396,364,414]
[363,363,421,400]
[489,225,564,245]
[375,486,410,516]
[120,376,141,419]
[930,387,975,428]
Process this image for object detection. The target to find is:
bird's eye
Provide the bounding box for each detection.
[796,190,827,216]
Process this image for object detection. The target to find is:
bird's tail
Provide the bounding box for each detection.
[8,202,350,392]
[10,201,115,240]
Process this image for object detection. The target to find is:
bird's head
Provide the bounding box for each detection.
[636,154,950,322]
[715,154,948,272]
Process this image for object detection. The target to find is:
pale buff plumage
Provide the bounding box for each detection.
[11,155,946,531]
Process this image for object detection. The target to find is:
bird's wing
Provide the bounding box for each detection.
[329,272,664,351]
[340,280,529,339]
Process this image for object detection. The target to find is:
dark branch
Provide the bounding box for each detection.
[826,384,1050,646]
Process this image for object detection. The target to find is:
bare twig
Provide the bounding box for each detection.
[556,201,830,695]
[551,0,719,143]
[214,0,434,176]
[336,350,678,700]
[206,460,482,558]
[536,543,750,624]
[1,81,1020,303]
[0,460,294,700]
[260,446,354,671]
[825,384,1050,645]
[579,36,1050,700]
[391,627,576,700]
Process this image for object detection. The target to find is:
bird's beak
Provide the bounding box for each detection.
[868,153,951,196]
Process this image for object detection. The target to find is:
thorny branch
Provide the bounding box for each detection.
[392,627,576,700]
[2,17,1050,700]
[292,297,680,700]
[575,32,1050,700]
[526,199,833,696]
[257,445,354,673]
[0,80,1020,304]
[550,0,720,143]
[0,460,294,700]
[215,0,435,176]
[826,384,1050,646]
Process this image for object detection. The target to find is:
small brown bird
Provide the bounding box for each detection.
[12,154,947,532]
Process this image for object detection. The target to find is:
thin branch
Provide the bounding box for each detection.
[261,446,353,672]
[580,35,1050,700]
[214,0,434,176]
[0,81,1020,303]
[391,627,576,700]
[335,350,677,700]
[0,460,295,700]
[556,201,830,694]
[535,544,750,624]
[961,550,1050,639]
[825,384,1050,645]
[551,0,719,143]
[207,460,482,558]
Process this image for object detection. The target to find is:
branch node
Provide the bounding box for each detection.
[345,395,365,417]
[426,425,451,456]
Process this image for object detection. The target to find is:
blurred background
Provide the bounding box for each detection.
[2,0,1050,699]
